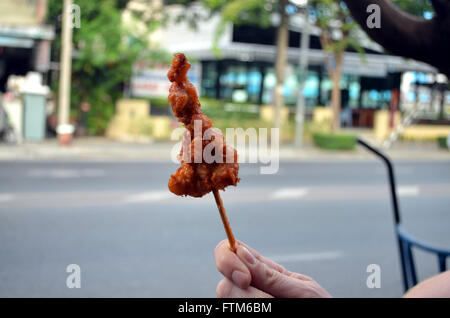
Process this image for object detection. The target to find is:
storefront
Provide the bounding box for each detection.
[0,0,54,92]
[156,5,441,127]
[200,58,401,112]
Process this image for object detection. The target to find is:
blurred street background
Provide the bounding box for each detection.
[0,0,449,297]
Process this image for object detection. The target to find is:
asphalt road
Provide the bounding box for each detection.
[0,159,449,297]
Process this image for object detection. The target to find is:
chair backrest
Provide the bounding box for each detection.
[397,225,450,290]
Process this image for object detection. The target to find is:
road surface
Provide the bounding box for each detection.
[0,159,449,297]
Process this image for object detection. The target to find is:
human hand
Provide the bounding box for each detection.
[214,240,332,298]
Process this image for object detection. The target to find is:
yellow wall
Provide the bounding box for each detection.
[260,105,289,123]
[374,109,450,141]
[115,99,150,118]
[107,99,173,142]
[0,0,45,25]
[313,107,333,124]
[402,125,450,140]
[374,110,401,141]
[151,116,172,139]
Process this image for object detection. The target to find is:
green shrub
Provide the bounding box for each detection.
[210,118,295,143]
[200,98,260,120]
[303,120,331,141]
[312,133,356,150]
[199,97,222,109]
[437,136,449,149]
[148,97,169,109]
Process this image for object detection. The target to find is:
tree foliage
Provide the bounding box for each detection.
[308,0,363,131]
[310,0,362,55]
[392,0,433,17]
[47,0,168,135]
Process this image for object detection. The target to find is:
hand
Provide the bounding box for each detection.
[214,240,332,298]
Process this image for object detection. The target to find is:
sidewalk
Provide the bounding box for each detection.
[0,137,448,162]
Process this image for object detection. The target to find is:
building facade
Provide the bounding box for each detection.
[0,0,54,92]
[145,4,447,127]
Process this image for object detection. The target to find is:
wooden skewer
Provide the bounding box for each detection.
[212,188,236,253]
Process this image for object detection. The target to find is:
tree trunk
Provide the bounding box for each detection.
[343,0,450,77]
[439,89,446,120]
[328,52,343,132]
[274,0,289,130]
[321,31,343,132]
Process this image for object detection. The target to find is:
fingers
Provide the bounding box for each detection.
[216,278,273,298]
[214,240,251,289]
[235,244,314,298]
[238,242,315,282]
[238,241,292,276]
[214,239,297,291]
[215,240,331,298]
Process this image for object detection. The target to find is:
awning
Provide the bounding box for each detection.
[0,25,55,41]
[172,42,437,76]
[0,35,33,48]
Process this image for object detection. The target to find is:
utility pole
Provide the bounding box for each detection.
[295,8,310,148]
[57,0,74,145]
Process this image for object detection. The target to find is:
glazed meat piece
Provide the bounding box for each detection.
[167,53,240,197]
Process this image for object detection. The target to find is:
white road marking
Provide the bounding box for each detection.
[27,169,106,178]
[124,191,172,203]
[270,187,308,200]
[397,186,420,197]
[268,251,343,263]
[0,194,14,203]
[79,169,107,177]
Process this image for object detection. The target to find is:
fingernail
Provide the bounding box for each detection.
[231,270,248,289]
[240,246,256,265]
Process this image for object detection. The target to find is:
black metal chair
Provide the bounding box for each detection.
[356,137,450,292]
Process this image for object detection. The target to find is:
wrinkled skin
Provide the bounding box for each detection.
[167,53,240,198]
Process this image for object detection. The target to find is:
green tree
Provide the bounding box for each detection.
[172,0,295,131]
[208,0,290,130]
[174,0,364,133]
[309,0,363,132]
[392,0,432,16]
[47,0,167,135]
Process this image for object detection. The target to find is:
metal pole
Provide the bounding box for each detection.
[356,137,408,291]
[295,9,310,148]
[57,0,73,140]
[356,138,401,224]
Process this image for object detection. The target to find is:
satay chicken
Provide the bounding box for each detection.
[167,53,238,251]
[167,53,240,198]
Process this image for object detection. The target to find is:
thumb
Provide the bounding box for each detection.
[236,244,312,298]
